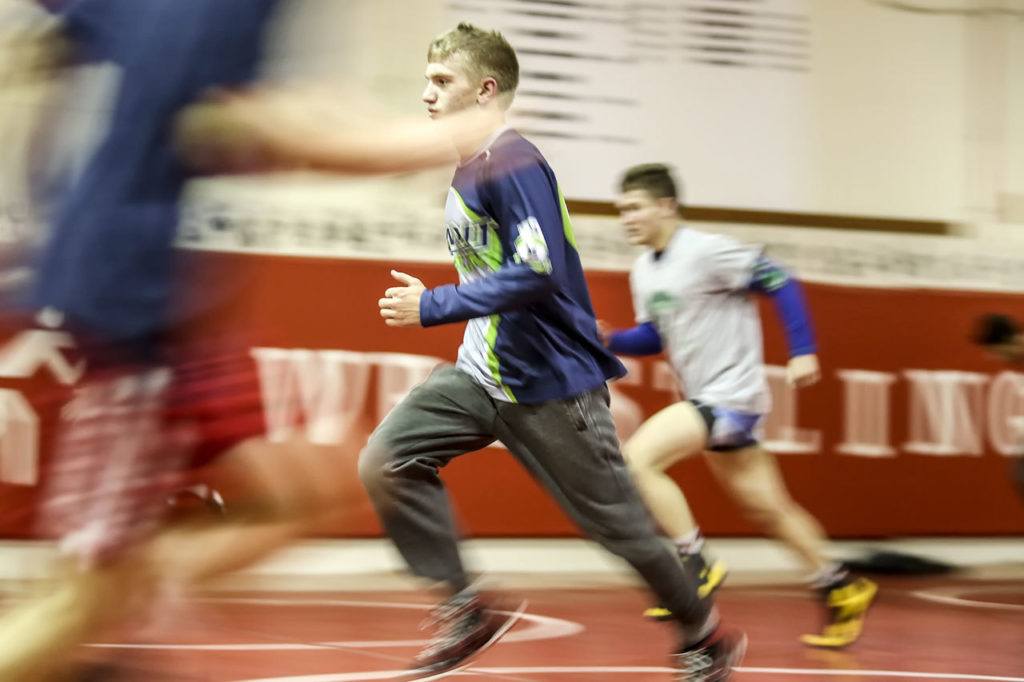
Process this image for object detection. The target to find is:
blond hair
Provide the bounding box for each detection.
[427,22,519,96]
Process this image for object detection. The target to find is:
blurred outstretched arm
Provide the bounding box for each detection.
[174,88,501,175]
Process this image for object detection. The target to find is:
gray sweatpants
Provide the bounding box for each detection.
[358,365,713,632]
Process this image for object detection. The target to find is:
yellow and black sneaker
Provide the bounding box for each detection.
[800,577,878,648]
[643,553,729,621]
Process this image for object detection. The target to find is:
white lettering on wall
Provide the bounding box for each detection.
[986,371,1024,457]
[837,369,897,457]
[247,348,1024,460]
[0,390,39,485]
[763,365,821,454]
[251,349,442,444]
[0,330,82,485]
[904,370,988,456]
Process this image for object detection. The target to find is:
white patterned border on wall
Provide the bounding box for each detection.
[173,187,1024,293]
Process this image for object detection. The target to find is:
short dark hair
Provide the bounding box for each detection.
[620,163,681,203]
[427,23,519,94]
[972,313,1020,346]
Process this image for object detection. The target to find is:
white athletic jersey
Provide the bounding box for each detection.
[631,227,770,414]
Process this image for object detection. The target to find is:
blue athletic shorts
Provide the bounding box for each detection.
[689,400,762,452]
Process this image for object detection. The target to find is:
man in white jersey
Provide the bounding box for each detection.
[604,163,877,649]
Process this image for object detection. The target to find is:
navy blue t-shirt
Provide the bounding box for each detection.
[421,129,626,403]
[32,0,280,341]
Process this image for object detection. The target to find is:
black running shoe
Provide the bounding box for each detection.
[674,628,747,682]
[409,592,526,680]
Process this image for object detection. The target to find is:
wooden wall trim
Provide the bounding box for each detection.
[564,200,950,235]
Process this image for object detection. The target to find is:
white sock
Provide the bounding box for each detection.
[674,529,705,556]
[810,562,849,590]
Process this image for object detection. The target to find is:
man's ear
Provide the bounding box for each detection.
[478,77,499,104]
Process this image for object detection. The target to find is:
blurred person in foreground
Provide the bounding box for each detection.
[0,1,498,679]
[366,23,746,681]
[603,163,877,649]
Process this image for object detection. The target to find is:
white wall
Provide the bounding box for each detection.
[806,1,967,220]
[442,0,1021,222]
[267,0,447,115]
[1001,15,1024,223]
[3,0,1021,226]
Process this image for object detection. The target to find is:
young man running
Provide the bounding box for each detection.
[607,163,876,649]
[366,24,747,681]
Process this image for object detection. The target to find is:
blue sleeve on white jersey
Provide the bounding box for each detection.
[705,235,762,292]
[420,157,566,326]
[749,256,817,356]
[607,321,663,356]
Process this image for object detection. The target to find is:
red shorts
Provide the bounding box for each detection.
[38,339,265,565]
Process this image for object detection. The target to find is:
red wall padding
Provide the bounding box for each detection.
[1,252,1022,538]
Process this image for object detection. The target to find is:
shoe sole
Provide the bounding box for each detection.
[407,599,529,681]
[799,625,863,649]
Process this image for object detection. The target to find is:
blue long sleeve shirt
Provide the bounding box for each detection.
[421,128,625,403]
[31,0,280,342]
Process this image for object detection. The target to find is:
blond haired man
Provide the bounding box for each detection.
[366,25,746,681]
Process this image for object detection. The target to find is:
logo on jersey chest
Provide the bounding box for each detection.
[444,220,492,255]
[444,215,502,277]
[647,291,678,316]
[647,291,680,333]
